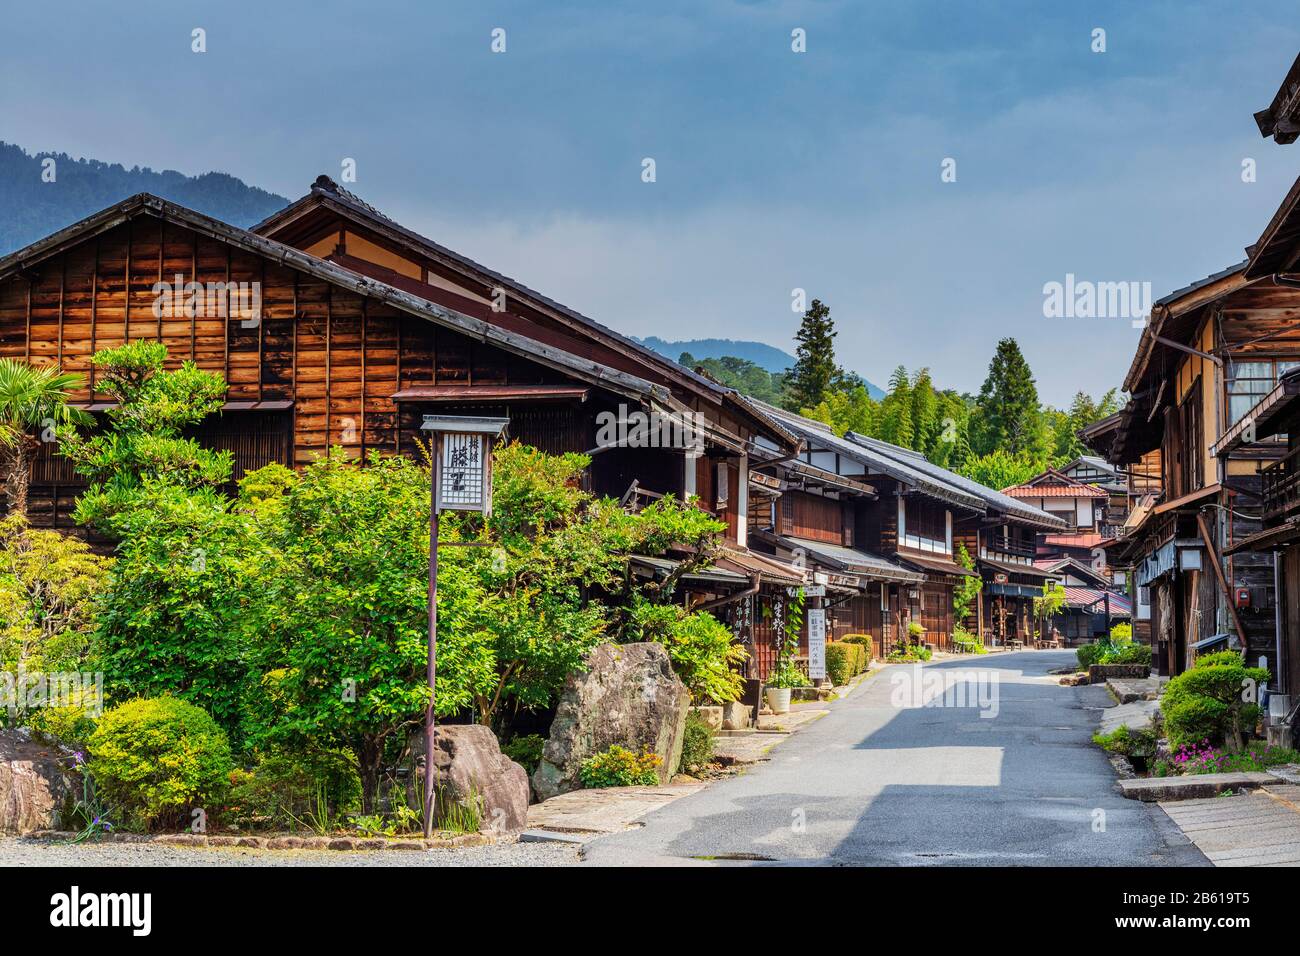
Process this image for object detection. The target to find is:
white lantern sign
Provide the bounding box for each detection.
[421,415,509,515]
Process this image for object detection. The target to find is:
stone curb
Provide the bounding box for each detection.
[22,830,508,851]
[1118,771,1276,802]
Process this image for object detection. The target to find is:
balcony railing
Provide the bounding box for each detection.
[982,535,1037,559]
[1263,444,1300,521]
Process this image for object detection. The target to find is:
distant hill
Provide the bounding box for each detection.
[638,335,884,398]
[0,142,290,255]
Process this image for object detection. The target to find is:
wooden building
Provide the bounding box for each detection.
[737,404,1063,658]
[1083,208,1300,677]
[0,182,824,688]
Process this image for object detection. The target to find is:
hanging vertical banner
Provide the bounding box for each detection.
[807,607,826,680]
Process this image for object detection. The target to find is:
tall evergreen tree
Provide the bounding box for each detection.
[971,338,1044,458]
[785,299,840,410]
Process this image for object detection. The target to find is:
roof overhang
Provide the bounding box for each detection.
[0,194,668,407]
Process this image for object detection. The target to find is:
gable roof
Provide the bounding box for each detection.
[1003,468,1109,499]
[845,433,1068,530]
[0,193,670,406]
[255,176,724,394]
[1034,556,1112,587]
[1063,455,1119,476]
[253,177,798,453]
[748,402,987,512]
[1255,51,1300,144]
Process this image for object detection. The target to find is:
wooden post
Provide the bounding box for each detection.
[423,435,441,839]
[1197,511,1249,654]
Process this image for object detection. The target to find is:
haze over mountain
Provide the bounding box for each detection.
[0,142,289,255]
[0,142,886,401]
[637,335,884,398]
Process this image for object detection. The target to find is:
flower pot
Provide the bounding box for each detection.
[766,687,791,714]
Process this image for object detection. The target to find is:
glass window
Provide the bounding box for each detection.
[1228,359,1300,424]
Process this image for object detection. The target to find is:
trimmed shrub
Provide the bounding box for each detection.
[87,696,233,830]
[501,734,546,774]
[840,634,872,649]
[1103,643,1151,667]
[826,642,867,685]
[579,745,662,788]
[1077,643,1103,670]
[677,712,715,775]
[1163,651,1269,751]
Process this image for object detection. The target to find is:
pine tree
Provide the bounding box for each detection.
[785,299,840,410]
[971,338,1044,458]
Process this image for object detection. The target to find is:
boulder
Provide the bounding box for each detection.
[425,724,529,833]
[533,642,690,801]
[0,729,75,835]
[721,701,752,731]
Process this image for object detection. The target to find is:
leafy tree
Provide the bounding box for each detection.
[0,516,112,732]
[1032,582,1067,642]
[785,299,840,410]
[971,338,1045,458]
[1048,389,1123,462]
[622,596,746,703]
[958,448,1043,490]
[952,543,982,627]
[58,342,229,532]
[92,481,270,744]
[0,360,88,518]
[682,352,788,406]
[803,386,879,437]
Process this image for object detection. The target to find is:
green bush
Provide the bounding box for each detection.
[1092,724,1157,758]
[501,734,546,774]
[826,642,867,685]
[1110,622,1133,642]
[1103,643,1151,667]
[1077,643,1103,670]
[840,634,871,649]
[227,749,361,831]
[952,625,986,654]
[677,713,715,775]
[1162,651,1269,751]
[87,696,233,831]
[579,745,662,788]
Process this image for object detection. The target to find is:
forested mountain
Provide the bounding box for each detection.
[0,142,289,255]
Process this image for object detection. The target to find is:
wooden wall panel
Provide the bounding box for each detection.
[0,216,607,483]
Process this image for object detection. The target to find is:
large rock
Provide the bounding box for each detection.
[0,729,75,834]
[425,725,529,833]
[533,642,690,801]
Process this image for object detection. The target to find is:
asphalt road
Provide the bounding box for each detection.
[582,650,1207,866]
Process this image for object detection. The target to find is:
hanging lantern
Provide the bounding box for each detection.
[421,415,510,515]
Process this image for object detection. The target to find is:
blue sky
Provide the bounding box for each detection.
[3,1,1299,404]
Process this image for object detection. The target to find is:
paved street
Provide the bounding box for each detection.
[583,650,1208,866]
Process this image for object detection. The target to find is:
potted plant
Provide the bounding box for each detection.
[765,661,807,714]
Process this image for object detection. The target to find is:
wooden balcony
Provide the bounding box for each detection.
[982,535,1037,559]
[1262,444,1300,521]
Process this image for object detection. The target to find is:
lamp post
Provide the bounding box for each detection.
[419,414,508,838]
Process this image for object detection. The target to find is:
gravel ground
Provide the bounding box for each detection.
[0,836,579,867]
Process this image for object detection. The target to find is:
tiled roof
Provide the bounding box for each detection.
[1063,587,1131,615]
